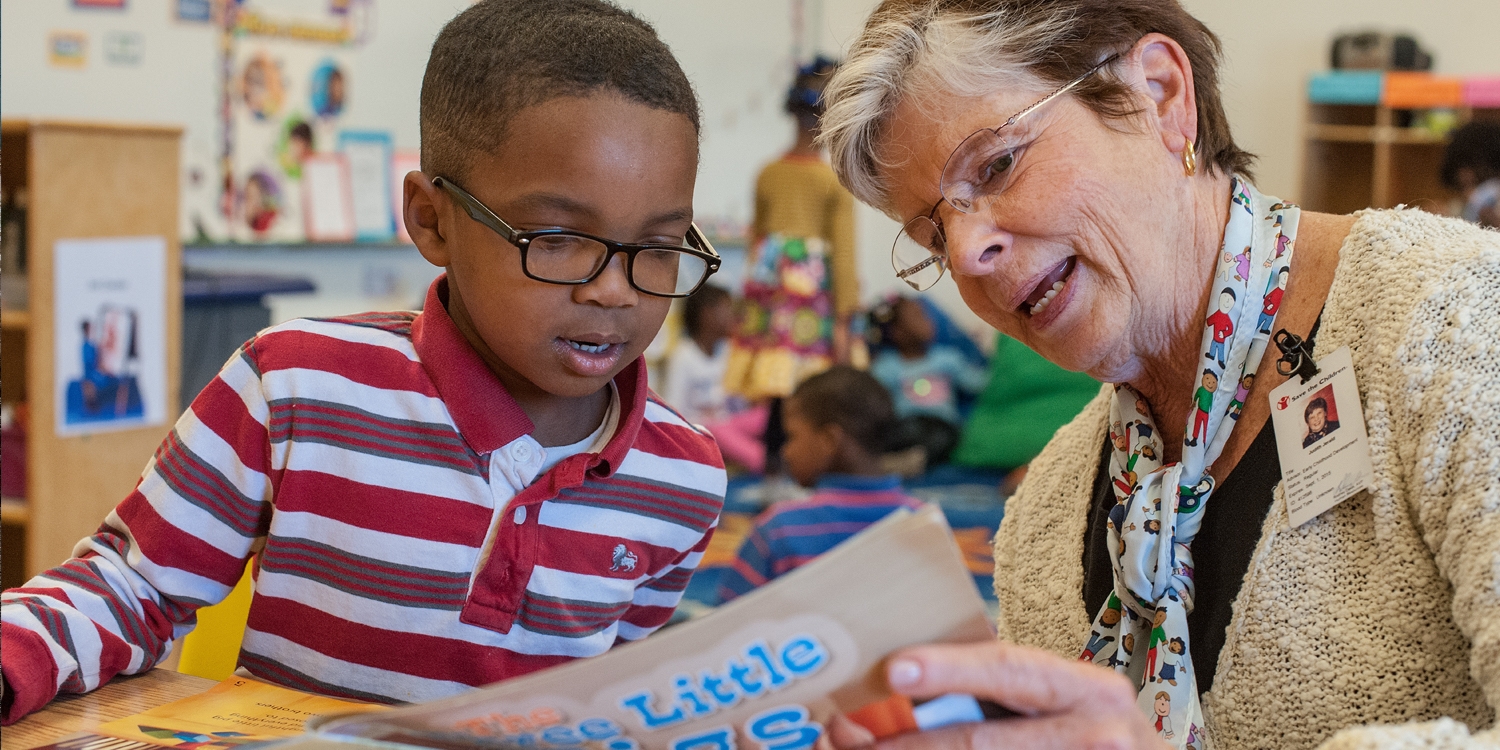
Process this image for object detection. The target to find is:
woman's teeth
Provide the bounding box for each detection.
[1029,280,1066,316]
[567,340,609,354]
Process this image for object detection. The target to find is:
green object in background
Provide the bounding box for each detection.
[953,334,1103,470]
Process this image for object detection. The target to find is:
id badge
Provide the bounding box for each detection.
[1268,346,1375,528]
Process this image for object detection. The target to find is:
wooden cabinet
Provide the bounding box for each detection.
[1,120,182,586]
[1301,103,1500,214]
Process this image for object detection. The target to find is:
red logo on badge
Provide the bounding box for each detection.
[1277,396,1289,410]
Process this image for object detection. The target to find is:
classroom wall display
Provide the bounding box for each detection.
[228,39,352,242]
[53,237,169,437]
[339,130,395,241]
[391,149,420,244]
[103,31,144,66]
[175,0,213,23]
[310,59,347,118]
[47,31,89,68]
[303,154,356,242]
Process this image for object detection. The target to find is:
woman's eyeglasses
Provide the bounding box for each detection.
[433,176,721,298]
[892,54,1120,291]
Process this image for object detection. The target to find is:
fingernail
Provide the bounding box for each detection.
[888,658,921,688]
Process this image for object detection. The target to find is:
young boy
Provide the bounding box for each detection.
[715,367,921,603]
[661,284,734,425]
[1,0,725,722]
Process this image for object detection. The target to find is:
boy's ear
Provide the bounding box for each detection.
[405,171,452,268]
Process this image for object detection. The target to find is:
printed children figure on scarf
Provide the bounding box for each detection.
[1144,608,1168,678]
[1188,369,1217,447]
[1228,373,1253,420]
[1205,287,1236,367]
[1154,692,1175,740]
[1258,266,1289,334]
[1225,245,1251,282]
[1155,637,1186,686]
[1270,212,1292,260]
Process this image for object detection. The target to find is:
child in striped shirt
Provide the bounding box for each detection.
[716,367,923,603]
[1,0,727,722]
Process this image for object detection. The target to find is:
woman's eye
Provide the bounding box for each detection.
[981,151,1015,183]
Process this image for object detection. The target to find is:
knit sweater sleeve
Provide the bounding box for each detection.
[1314,229,1500,749]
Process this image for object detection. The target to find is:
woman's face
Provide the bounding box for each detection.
[878,75,1199,381]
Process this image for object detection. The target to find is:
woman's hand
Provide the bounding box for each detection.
[825,641,1170,750]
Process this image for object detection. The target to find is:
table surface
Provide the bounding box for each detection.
[3,669,215,750]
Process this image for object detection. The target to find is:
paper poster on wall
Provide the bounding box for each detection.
[103,31,144,66]
[303,154,356,242]
[48,32,88,68]
[175,0,212,22]
[339,131,395,241]
[53,237,168,437]
[391,149,421,244]
[310,58,346,118]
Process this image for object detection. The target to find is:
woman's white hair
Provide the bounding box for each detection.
[819,2,1084,212]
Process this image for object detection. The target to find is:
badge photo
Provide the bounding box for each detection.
[1268,346,1375,528]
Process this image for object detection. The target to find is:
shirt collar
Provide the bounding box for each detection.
[814,474,904,493]
[411,275,648,468]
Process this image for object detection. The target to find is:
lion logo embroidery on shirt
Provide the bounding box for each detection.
[610,544,638,573]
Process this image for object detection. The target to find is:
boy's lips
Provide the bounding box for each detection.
[555,335,627,378]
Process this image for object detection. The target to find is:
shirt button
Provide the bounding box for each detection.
[513,506,528,525]
[511,442,532,462]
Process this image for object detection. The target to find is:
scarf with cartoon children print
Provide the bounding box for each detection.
[1080,177,1298,750]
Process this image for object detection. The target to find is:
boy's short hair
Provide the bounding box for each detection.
[789,365,896,455]
[681,284,731,339]
[1441,122,1500,190]
[420,0,701,183]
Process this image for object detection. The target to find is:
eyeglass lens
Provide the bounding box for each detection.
[892,216,948,291]
[526,235,710,297]
[940,130,1023,213]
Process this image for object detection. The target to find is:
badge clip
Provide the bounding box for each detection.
[1273,328,1321,384]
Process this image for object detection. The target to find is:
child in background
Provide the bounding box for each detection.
[869,297,988,465]
[869,297,989,426]
[716,366,922,603]
[1441,121,1500,229]
[662,284,734,425]
[1,0,726,722]
[726,57,859,472]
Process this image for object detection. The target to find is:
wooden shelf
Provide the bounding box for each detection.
[1,309,29,331]
[1,498,29,525]
[1,121,182,580]
[1306,123,1448,145]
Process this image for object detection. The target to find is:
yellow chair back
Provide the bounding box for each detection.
[177,559,254,681]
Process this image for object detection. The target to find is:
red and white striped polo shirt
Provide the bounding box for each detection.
[0,277,726,721]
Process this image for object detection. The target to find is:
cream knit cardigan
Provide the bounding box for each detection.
[992,209,1500,750]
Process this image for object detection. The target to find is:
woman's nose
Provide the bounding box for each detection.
[941,209,1010,278]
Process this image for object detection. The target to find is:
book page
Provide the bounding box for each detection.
[309,505,994,750]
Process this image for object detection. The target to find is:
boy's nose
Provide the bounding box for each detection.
[576,251,638,307]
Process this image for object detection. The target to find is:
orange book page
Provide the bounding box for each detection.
[95,676,389,747]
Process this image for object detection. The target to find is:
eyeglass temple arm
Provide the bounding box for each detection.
[685,224,722,263]
[1001,53,1122,130]
[433,176,523,242]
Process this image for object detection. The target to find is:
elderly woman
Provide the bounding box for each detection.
[817,1,1500,749]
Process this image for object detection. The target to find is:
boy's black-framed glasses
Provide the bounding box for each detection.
[433,176,721,298]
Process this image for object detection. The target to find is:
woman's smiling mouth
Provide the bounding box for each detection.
[1024,256,1077,317]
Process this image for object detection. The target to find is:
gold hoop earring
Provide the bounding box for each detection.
[1183,140,1198,177]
